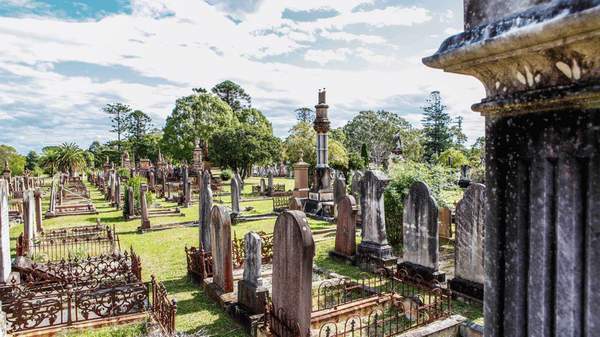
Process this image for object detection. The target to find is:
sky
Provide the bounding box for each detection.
[0,0,485,154]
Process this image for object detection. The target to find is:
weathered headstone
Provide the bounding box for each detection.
[357,170,395,269]
[33,189,43,233]
[200,170,213,251]
[439,207,452,239]
[22,190,36,254]
[399,181,444,282]
[288,197,303,211]
[267,171,273,196]
[271,211,314,337]
[210,205,233,293]
[140,184,151,230]
[0,180,11,282]
[331,195,357,261]
[238,232,268,314]
[292,157,309,198]
[231,176,240,215]
[259,178,266,194]
[148,171,155,190]
[114,176,121,210]
[449,183,485,301]
[126,186,135,219]
[182,166,190,207]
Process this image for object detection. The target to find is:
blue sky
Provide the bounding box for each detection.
[0,0,484,154]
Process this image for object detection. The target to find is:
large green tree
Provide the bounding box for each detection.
[421,91,453,161]
[25,150,39,171]
[343,110,413,166]
[295,107,315,123]
[211,80,251,112]
[161,92,236,163]
[124,110,153,159]
[103,103,132,152]
[0,145,26,175]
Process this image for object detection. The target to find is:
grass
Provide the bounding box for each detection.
[12,176,483,336]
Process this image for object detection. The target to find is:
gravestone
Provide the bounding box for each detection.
[114,176,121,210]
[22,190,36,254]
[259,178,266,194]
[333,174,347,218]
[271,211,314,337]
[210,205,233,293]
[200,170,213,251]
[288,197,303,211]
[127,187,135,219]
[267,171,273,196]
[0,180,10,282]
[357,170,395,270]
[148,171,155,190]
[231,176,240,215]
[292,157,309,198]
[439,207,452,239]
[238,232,268,314]
[449,183,485,301]
[400,181,444,282]
[330,195,357,261]
[161,170,167,198]
[140,184,151,230]
[34,189,43,233]
[182,166,190,207]
[424,1,600,335]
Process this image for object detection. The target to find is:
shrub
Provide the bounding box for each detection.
[220,169,232,181]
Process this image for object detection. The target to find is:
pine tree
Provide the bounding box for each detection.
[421,91,453,161]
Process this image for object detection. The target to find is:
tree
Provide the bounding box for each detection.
[438,147,468,169]
[38,147,59,175]
[295,107,315,123]
[451,116,468,149]
[161,92,236,163]
[236,108,273,134]
[54,142,86,176]
[421,91,453,161]
[103,103,132,152]
[343,110,412,166]
[283,121,348,171]
[211,80,251,112]
[124,110,153,159]
[25,151,39,171]
[0,145,26,175]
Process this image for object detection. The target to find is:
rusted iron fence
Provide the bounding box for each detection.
[272,192,292,212]
[184,246,214,281]
[232,231,274,268]
[150,275,177,335]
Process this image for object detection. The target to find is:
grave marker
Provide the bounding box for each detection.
[210,205,233,293]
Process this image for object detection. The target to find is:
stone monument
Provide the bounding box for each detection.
[210,205,233,293]
[200,170,213,251]
[238,232,268,314]
[330,195,357,262]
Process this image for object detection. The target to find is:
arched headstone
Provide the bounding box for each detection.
[210,205,233,293]
[200,171,213,251]
[331,195,357,260]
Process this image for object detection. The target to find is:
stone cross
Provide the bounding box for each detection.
[334,195,357,258]
[34,189,43,233]
[140,184,151,229]
[200,170,213,251]
[210,205,233,293]
[0,180,10,282]
[357,170,393,262]
[238,231,269,314]
[230,176,240,214]
[402,181,440,271]
[272,210,314,336]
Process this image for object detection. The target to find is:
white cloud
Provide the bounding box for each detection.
[320,31,385,44]
[304,48,352,65]
[444,27,461,36]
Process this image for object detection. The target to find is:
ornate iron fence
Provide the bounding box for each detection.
[232,231,274,268]
[150,275,177,335]
[17,231,121,262]
[184,246,213,281]
[272,192,293,212]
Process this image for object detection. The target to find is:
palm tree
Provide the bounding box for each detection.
[55,143,86,177]
[39,148,59,176]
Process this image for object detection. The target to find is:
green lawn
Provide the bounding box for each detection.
[11,176,482,335]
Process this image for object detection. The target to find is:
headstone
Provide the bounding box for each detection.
[210,205,233,293]
[333,174,347,205]
[424,2,600,335]
[140,184,151,229]
[231,176,240,215]
[0,180,11,282]
[22,190,36,254]
[331,195,357,260]
[357,170,395,270]
[399,181,444,282]
[267,171,273,196]
[182,166,190,207]
[449,183,485,301]
[114,176,121,210]
[127,186,135,218]
[271,211,314,337]
[259,178,266,194]
[238,232,268,314]
[439,207,452,239]
[200,171,213,251]
[293,157,309,198]
[161,170,166,198]
[148,171,155,190]
[288,197,303,211]
[33,189,43,233]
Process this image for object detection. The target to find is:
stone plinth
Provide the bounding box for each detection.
[293,159,309,198]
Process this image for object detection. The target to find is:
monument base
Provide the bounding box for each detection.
[237,280,268,315]
[448,277,483,303]
[356,241,397,272]
[328,250,355,264]
[397,261,446,283]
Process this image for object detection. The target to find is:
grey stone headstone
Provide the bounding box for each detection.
[333,174,347,206]
[351,171,363,203]
[272,210,314,337]
[0,180,10,282]
[210,205,233,293]
[259,178,266,193]
[127,187,135,218]
[23,190,36,251]
[402,181,439,270]
[242,232,263,287]
[231,176,240,214]
[200,171,213,251]
[455,183,485,284]
[360,170,390,245]
[267,171,273,194]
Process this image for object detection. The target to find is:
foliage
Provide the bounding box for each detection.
[220,169,232,181]
[0,145,26,175]
[88,141,120,169]
[438,147,468,169]
[295,107,315,123]
[211,80,251,112]
[235,108,273,134]
[451,116,468,149]
[25,150,39,171]
[344,110,412,166]
[360,143,369,167]
[283,122,348,171]
[161,92,236,163]
[117,167,131,178]
[103,103,132,151]
[124,110,154,159]
[39,143,86,176]
[347,152,365,172]
[421,91,453,161]
[123,175,154,215]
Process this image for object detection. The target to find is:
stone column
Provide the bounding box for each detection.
[210,205,233,293]
[0,180,10,282]
[259,178,266,195]
[424,2,600,336]
[200,171,213,251]
[161,170,166,198]
[231,176,240,215]
[148,171,155,191]
[238,232,268,314]
[331,195,357,260]
[357,170,395,269]
[271,210,314,337]
[399,181,444,282]
[140,184,151,230]
[450,183,485,301]
[34,189,43,233]
[333,174,346,217]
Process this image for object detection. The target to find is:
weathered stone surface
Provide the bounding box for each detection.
[402,181,439,270]
[127,187,135,218]
[334,195,357,257]
[34,189,43,233]
[140,184,150,229]
[114,176,121,210]
[439,207,452,239]
[454,183,485,284]
[333,174,346,205]
[0,180,10,282]
[350,171,363,201]
[360,170,390,245]
[182,166,190,207]
[210,205,233,293]
[242,232,262,287]
[231,176,240,214]
[148,171,155,189]
[293,158,309,198]
[267,171,273,195]
[272,210,314,337]
[288,197,303,211]
[259,178,266,194]
[200,171,213,251]
[23,190,36,251]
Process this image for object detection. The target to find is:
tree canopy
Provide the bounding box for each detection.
[211,80,251,112]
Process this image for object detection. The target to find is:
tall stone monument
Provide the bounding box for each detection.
[267,171,273,196]
[200,170,213,251]
[313,89,332,194]
[271,211,314,337]
[356,170,395,270]
[210,205,233,293]
[238,232,268,314]
[140,184,151,230]
[449,183,485,301]
[423,2,600,335]
[292,155,309,198]
[399,181,444,282]
[192,140,204,173]
[0,180,11,282]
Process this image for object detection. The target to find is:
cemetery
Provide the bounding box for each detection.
[0,0,598,336]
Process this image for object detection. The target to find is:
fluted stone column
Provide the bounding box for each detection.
[424,2,600,336]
